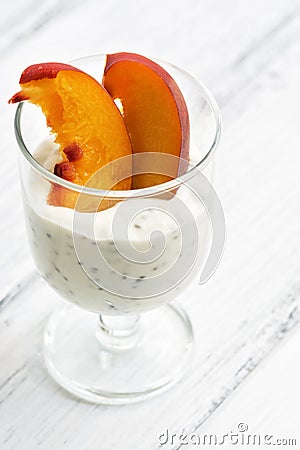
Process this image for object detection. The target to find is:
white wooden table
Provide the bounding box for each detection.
[1,0,300,448]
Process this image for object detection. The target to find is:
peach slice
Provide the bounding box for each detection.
[103,52,190,189]
[9,63,132,210]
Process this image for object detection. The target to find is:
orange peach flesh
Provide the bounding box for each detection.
[103,52,190,189]
[9,65,133,210]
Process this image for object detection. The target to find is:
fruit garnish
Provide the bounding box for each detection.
[103,52,190,189]
[63,142,83,162]
[54,161,77,181]
[9,63,132,210]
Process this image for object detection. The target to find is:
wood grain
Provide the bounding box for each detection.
[1,0,300,449]
[200,324,300,444]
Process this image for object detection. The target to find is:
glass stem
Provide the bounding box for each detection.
[96,314,141,351]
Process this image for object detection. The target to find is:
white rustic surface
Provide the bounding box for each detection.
[1,0,300,449]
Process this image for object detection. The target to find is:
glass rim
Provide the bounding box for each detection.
[14,59,222,199]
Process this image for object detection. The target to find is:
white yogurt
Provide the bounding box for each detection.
[24,141,211,314]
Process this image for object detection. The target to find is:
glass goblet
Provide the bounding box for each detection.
[14,55,222,404]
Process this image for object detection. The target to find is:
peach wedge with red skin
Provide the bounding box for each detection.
[9,62,84,106]
[9,62,133,210]
[103,52,190,189]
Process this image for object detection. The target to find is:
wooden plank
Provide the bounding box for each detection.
[0,0,83,57]
[199,325,300,445]
[1,0,300,449]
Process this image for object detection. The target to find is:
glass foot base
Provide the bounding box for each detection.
[43,302,194,405]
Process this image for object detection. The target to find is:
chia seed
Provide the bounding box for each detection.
[105,300,116,309]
